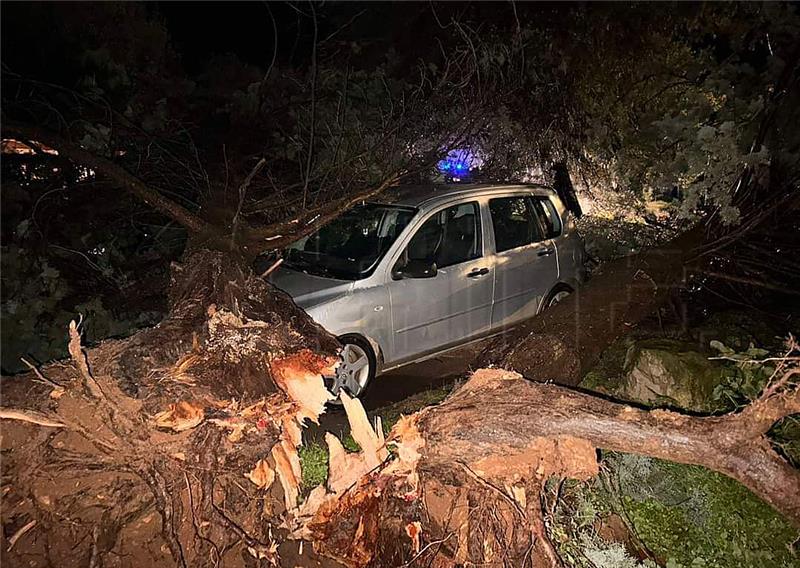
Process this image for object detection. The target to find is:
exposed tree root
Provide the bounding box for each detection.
[1,251,340,567]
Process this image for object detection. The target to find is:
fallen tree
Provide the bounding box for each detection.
[1,128,796,567]
[2,236,798,567]
[3,121,797,567]
[302,364,799,567]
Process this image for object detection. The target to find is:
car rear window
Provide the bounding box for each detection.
[488,196,542,252]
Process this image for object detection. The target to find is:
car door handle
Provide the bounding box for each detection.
[537,248,555,257]
[467,267,490,277]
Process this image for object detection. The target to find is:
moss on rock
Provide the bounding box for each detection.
[581,338,728,412]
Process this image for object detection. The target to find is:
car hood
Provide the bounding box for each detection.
[268,266,353,309]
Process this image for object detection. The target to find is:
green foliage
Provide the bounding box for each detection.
[770,415,800,467]
[577,331,799,567]
[709,340,775,410]
[552,454,798,568]
[298,442,329,490]
[549,3,800,221]
[0,243,164,373]
[550,478,659,568]
[1,245,69,370]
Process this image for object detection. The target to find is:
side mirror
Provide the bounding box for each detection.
[393,259,437,279]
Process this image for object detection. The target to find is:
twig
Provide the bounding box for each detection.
[456,461,525,518]
[301,0,319,209]
[7,519,37,551]
[0,408,66,428]
[88,526,101,568]
[260,258,284,279]
[3,122,218,238]
[231,157,267,246]
[533,485,564,568]
[20,357,62,388]
[701,270,800,296]
[401,532,455,567]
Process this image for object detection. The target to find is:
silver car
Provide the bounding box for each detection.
[270,183,586,397]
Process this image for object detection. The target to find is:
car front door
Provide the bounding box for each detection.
[387,200,493,363]
[489,194,560,328]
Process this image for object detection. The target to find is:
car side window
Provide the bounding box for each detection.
[402,201,482,268]
[530,197,563,238]
[489,196,542,252]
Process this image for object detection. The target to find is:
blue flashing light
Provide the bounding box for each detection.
[438,151,472,176]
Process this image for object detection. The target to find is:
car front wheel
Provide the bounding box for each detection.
[325,336,376,400]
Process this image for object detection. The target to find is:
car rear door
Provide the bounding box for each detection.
[488,194,560,328]
[387,200,493,363]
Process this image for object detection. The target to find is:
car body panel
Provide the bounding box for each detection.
[490,238,559,327]
[268,268,353,310]
[387,254,493,364]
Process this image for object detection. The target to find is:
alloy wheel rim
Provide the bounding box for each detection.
[330,343,370,398]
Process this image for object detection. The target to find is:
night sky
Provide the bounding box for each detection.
[2,2,522,79]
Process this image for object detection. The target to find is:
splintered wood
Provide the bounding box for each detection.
[268,350,339,512]
[291,391,426,568]
[153,400,205,432]
[270,350,337,423]
[245,459,276,489]
[324,391,390,495]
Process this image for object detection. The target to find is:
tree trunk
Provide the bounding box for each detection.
[304,367,798,567]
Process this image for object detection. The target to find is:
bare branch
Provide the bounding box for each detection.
[2,122,218,237]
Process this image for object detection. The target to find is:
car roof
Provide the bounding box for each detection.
[374,183,556,209]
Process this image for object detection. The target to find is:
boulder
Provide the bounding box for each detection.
[621,339,726,411]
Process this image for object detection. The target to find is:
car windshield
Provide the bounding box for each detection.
[284,203,417,280]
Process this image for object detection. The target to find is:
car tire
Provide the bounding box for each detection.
[325,335,377,401]
[544,283,574,310]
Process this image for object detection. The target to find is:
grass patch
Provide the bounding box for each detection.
[605,453,797,568]
[372,385,453,433]
[552,454,799,568]
[298,442,329,490]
